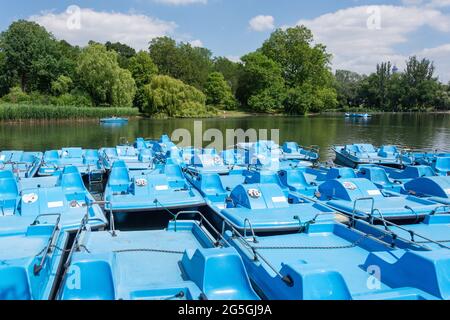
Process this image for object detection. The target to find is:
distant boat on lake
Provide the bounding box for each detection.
[345,113,372,118]
[100,117,129,124]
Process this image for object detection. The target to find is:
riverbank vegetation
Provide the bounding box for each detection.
[0,20,449,120]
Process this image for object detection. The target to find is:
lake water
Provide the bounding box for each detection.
[1,113,449,162]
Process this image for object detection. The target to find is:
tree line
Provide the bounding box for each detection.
[0,20,449,119]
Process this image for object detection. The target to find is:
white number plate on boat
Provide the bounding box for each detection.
[48,201,64,208]
[272,196,287,203]
[367,190,382,196]
[155,185,169,191]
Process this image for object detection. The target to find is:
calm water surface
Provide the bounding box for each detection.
[1,113,449,162]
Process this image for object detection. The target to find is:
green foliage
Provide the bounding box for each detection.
[0,20,63,93]
[142,75,212,118]
[128,51,158,110]
[105,41,136,69]
[334,70,364,108]
[51,75,73,96]
[77,44,136,108]
[213,57,242,94]
[0,103,138,120]
[204,72,237,110]
[149,37,212,89]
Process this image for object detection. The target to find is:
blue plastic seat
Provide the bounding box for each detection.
[0,170,19,215]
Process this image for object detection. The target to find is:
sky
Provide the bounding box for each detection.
[1,0,450,82]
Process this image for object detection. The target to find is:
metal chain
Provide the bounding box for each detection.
[241,233,388,251]
[113,248,184,255]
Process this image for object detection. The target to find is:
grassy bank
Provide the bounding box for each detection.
[0,104,140,120]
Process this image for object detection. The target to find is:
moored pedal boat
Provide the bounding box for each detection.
[38,148,104,178]
[0,218,69,300]
[333,144,412,168]
[0,166,106,235]
[100,145,154,170]
[0,151,43,178]
[58,217,259,300]
[104,161,205,213]
[100,117,128,124]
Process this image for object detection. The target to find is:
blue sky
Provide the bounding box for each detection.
[1,0,450,81]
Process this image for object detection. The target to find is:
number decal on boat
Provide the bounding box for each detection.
[22,193,38,204]
[248,188,262,199]
[343,181,357,190]
[367,190,382,196]
[135,178,148,187]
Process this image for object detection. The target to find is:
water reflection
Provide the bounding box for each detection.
[0,113,449,161]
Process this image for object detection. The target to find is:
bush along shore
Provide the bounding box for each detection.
[0,104,139,120]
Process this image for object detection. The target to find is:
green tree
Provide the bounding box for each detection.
[128,51,159,110]
[142,75,210,117]
[260,26,333,88]
[213,57,242,94]
[51,75,73,96]
[149,37,212,89]
[359,62,392,110]
[105,41,136,69]
[77,44,136,107]
[0,20,62,93]
[204,72,237,110]
[401,56,439,111]
[237,52,285,112]
[334,70,364,109]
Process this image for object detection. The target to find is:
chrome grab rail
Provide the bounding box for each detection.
[431,205,450,216]
[351,197,375,227]
[243,219,258,243]
[33,213,62,275]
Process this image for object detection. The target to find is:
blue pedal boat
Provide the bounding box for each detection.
[58,218,259,300]
[0,151,43,178]
[281,142,320,163]
[104,160,205,213]
[100,117,128,124]
[191,170,336,233]
[223,218,449,300]
[366,165,436,183]
[185,151,230,175]
[0,167,107,236]
[423,156,450,176]
[0,218,70,300]
[404,176,450,206]
[38,148,104,178]
[135,135,176,155]
[100,145,154,170]
[333,144,412,168]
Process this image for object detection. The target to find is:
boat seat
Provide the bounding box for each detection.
[434,157,450,174]
[0,170,19,215]
[164,164,184,181]
[44,150,60,162]
[279,169,314,191]
[378,145,398,158]
[199,174,227,202]
[181,248,259,300]
[356,144,377,154]
[59,166,86,194]
[0,267,32,300]
[358,167,399,190]
[282,142,299,154]
[84,150,99,163]
[325,168,357,180]
[244,171,284,188]
[108,161,130,193]
[405,176,450,199]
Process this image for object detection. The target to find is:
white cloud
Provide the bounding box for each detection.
[189,39,203,47]
[297,5,450,79]
[402,0,450,8]
[249,15,275,32]
[416,44,450,82]
[30,8,177,50]
[226,55,242,63]
[153,0,207,5]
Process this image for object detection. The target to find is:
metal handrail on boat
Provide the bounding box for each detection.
[33,213,62,275]
[172,210,231,248]
[431,205,450,215]
[351,197,375,227]
[243,219,258,243]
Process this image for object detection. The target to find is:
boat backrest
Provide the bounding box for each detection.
[282,142,299,154]
[181,248,258,300]
[405,177,450,198]
[116,145,137,157]
[279,169,311,190]
[0,267,32,300]
[344,145,359,154]
[358,167,392,186]
[319,178,384,202]
[244,170,284,188]
[108,161,130,187]
[230,183,289,210]
[44,150,60,161]
[202,148,218,156]
[0,170,19,200]
[62,148,83,159]
[138,148,153,161]
[325,167,357,180]
[84,149,99,161]
[378,145,398,157]
[199,174,226,200]
[134,138,147,150]
[59,166,85,194]
[434,157,450,172]
[164,164,184,181]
